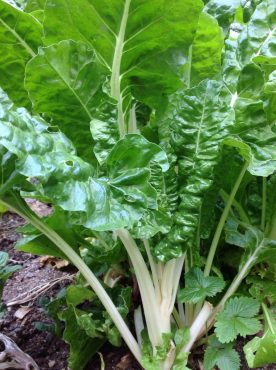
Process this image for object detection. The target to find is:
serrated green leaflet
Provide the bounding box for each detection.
[204,336,240,370]
[215,297,261,343]
[178,268,225,304]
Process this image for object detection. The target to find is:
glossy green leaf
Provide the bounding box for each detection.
[204,0,241,33]
[156,80,234,259]
[0,0,42,107]
[25,40,111,161]
[238,0,276,67]
[265,70,276,93]
[0,97,167,231]
[215,297,261,343]
[223,64,276,177]
[43,0,203,111]
[186,12,224,86]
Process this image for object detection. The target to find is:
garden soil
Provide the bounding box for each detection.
[0,205,275,370]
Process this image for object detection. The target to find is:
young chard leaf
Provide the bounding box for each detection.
[244,330,276,368]
[215,297,261,343]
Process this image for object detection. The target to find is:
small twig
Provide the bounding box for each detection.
[6,274,74,306]
[0,333,39,370]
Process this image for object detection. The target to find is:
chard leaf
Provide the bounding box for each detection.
[247,276,276,304]
[0,0,42,108]
[238,0,276,67]
[184,12,224,86]
[204,336,240,370]
[204,0,241,33]
[215,297,261,343]
[265,70,276,93]
[0,96,167,231]
[43,0,203,109]
[224,64,276,177]
[244,330,276,368]
[59,305,105,370]
[225,216,276,268]
[25,40,115,161]
[178,268,225,303]
[157,80,234,259]
[15,208,82,258]
[25,0,45,12]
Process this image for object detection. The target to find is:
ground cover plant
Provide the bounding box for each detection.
[0,0,276,369]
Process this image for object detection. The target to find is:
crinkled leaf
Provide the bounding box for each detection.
[204,336,240,370]
[215,297,261,343]
[204,0,241,33]
[0,96,167,231]
[244,330,276,368]
[156,80,234,260]
[0,0,42,108]
[265,71,276,93]
[238,0,276,67]
[224,64,276,177]
[59,305,105,370]
[178,268,225,303]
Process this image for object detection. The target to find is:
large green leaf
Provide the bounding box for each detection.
[43,0,203,115]
[0,95,168,231]
[223,63,276,177]
[25,40,115,161]
[156,80,234,259]
[238,0,276,67]
[0,0,42,107]
[185,12,224,86]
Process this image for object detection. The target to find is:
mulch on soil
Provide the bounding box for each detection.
[0,206,275,370]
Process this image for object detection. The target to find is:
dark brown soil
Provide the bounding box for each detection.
[0,206,276,370]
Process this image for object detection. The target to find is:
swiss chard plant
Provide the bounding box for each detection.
[0,0,276,369]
